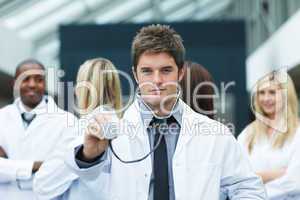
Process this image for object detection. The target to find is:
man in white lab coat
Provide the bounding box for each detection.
[0,59,77,200]
[63,25,267,200]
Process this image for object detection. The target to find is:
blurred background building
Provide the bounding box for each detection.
[1,0,300,134]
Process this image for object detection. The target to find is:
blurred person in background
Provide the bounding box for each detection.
[0,59,77,200]
[34,57,123,200]
[180,60,215,119]
[238,70,300,200]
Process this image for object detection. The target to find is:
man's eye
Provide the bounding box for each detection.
[34,76,45,82]
[36,79,43,83]
[162,68,172,73]
[141,69,151,74]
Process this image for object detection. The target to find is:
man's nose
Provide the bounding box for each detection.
[27,78,37,88]
[153,71,163,84]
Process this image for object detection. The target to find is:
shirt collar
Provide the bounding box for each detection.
[137,96,183,128]
[16,96,47,115]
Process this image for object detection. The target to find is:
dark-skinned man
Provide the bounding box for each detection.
[0,59,77,200]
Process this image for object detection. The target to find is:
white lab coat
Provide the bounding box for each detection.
[33,106,118,200]
[33,135,112,200]
[34,99,267,200]
[0,96,77,200]
[238,127,300,200]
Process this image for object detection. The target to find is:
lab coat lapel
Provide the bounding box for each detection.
[174,101,207,158]
[126,99,207,159]
[123,100,152,172]
[25,112,48,135]
[9,104,27,138]
[23,96,59,136]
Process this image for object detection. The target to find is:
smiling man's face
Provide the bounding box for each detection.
[15,63,45,109]
[134,52,184,111]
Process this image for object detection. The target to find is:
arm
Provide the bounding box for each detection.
[64,136,110,180]
[64,114,112,179]
[17,162,43,191]
[221,134,267,200]
[33,153,78,199]
[1,145,41,188]
[0,156,34,183]
[264,133,300,200]
[33,117,80,199]
[0,121,38,184]
[256,168,286,184]
[237,128,287,184]
[32,161,43,173]
[0,146,7,158]
[34,113,111,199]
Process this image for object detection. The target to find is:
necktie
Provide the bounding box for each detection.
[152,117,169,200]
[21,112,36,126]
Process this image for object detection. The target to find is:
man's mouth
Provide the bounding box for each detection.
[25,91,38,97]
[149,88,166,94]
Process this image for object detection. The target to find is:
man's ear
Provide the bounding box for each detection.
[178,66,185,82]
[132,67,138,84]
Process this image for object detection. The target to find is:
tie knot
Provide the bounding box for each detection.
[153,117,166,124]
[150,117,166,128]
[150,116,178,126]
[21,112,36,124]
[149,116,178,135]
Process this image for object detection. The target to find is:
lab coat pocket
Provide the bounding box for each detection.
[187,163,221,200]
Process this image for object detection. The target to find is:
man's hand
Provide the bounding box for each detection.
[1,146,42,173]
[32,161,43,173]
[82,114,113,161]
[0,146,7,158]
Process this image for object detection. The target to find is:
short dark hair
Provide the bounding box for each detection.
[15,58,45,78]
[131,24,185,71]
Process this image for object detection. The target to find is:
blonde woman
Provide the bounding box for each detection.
[33,58,123,200]
[76,57,122,118]
[238,70,300,200]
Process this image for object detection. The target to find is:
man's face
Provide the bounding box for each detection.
[134,52,184,110]
[15,63,46,109]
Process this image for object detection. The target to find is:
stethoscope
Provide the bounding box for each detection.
[108,89,181,164]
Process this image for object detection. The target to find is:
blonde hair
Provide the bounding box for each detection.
[75,58,122,117]
[247,70,299,153]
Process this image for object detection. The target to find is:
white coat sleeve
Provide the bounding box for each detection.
[64,143,111,180]
[33,155,78,199]
[220,128,267,200]
[33,118,80,200]
[0,157,33,183]
[0,112,33,184]
[0,124,33,183]
[64,109,117,180]
[265,131,300,200]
